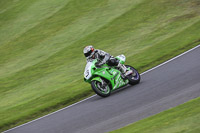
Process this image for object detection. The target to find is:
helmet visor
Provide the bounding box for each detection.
[84,50,93,57]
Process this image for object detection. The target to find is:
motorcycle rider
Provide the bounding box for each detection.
[83,45,132,78]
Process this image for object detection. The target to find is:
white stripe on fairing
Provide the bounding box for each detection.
[3,44,200,133]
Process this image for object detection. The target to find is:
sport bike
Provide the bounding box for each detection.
[84,55,140,97]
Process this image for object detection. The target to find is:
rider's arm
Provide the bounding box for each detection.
[96,50,111,65]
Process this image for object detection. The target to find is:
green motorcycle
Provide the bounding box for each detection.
[84,55,140,97]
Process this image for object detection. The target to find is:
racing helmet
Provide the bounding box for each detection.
[83,45,95,58]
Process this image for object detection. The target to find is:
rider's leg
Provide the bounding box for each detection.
[107,57,127,76]
[117,62,135,77]
[117,63,127,74]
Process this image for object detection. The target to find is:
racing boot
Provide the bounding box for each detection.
[117,63,133,79]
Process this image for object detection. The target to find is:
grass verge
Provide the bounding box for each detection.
[1,0,200,131]
[110,97,200,133]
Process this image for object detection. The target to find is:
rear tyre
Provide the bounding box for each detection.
[125,65,140,85]
[91,80,111,97]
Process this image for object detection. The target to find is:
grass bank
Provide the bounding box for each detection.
[1,0,200,131]
[110,97,200,133]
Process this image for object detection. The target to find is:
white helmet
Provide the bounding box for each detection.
[83,45,95,58]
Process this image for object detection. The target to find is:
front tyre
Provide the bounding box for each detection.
[91,80,111,97]
[125,65,140,85]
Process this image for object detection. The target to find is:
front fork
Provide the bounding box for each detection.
[92,77,107,88]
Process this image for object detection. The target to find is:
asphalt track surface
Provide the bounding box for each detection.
[4,45,200,133]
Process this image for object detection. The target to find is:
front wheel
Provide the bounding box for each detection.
[91,80,111,97]
[125,65,140,85]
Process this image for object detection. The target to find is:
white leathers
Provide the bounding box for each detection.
[117,63,127,73]
[83,45,128,75]
[86,49,111,65]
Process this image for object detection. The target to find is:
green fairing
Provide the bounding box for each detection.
[84,57,128,91]
[115,57,125,64]
[91,76,102,83]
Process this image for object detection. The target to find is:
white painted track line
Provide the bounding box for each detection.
[3,44,200,133]
[141,45,200,75]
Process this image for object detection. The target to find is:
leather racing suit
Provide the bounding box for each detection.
[86,49,127,74]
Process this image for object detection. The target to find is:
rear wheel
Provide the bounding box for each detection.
[91,80,111,97]
[125,65,140,85]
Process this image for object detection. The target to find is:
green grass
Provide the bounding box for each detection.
[0,0,200,131]
[110,97,200,133]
